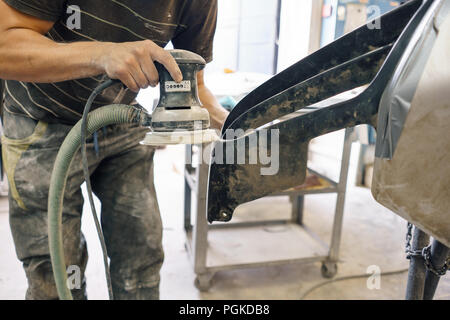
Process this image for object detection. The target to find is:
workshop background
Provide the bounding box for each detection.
[1,0,449,300]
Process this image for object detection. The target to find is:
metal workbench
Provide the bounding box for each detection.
[183,127,354,291]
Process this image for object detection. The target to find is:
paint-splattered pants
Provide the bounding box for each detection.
[1,109,163,300]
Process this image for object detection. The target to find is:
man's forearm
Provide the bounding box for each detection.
[0,29,182,92]
[0,28,107,83]
[198,85,229,130]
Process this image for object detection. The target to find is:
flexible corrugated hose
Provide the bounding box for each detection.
[48,103,151,300]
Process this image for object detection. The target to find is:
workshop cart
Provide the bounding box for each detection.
[183,127,354,291]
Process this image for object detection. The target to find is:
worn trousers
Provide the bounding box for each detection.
[1,109,163,300]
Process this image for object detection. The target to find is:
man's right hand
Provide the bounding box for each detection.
[96,40,183,92]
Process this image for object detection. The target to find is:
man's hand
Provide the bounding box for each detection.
[197,70,229,130]
[96,40,183,92]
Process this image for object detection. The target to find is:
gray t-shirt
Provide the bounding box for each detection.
[3,0,217,124]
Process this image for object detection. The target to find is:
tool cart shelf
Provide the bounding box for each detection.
[183,128,354,291]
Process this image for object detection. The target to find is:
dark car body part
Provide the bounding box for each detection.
[207,0,434,223]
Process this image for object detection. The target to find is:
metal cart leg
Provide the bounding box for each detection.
[184,179,192,231]
[184,146,192,231]
[290,194,305,225]
[323,128,353,278]
[405,226,429,300]
[192,159,213,289]
[423,239,450,300]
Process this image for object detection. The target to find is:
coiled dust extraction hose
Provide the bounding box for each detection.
[47,103,151,300]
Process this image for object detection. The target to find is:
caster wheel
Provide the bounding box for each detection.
[194,273,213,292]
[321,261,338,279]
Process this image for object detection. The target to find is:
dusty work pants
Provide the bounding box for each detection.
[1,109,163,300]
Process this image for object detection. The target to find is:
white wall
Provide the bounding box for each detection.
[207,0,279,75]
[207,0,241,74]
[276,0,313,72]
[237,0,279,74]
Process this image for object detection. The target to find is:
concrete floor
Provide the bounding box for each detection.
[0,141,449,300]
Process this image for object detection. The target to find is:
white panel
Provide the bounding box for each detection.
[277,0,313,72]
[207,0,241,73]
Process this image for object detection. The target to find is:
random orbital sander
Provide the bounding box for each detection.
[141,49,219,146]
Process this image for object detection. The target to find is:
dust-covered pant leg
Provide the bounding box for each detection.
[2,110,94,300]
[91,125,163,300]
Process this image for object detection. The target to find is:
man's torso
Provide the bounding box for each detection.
[3,0,213,124]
